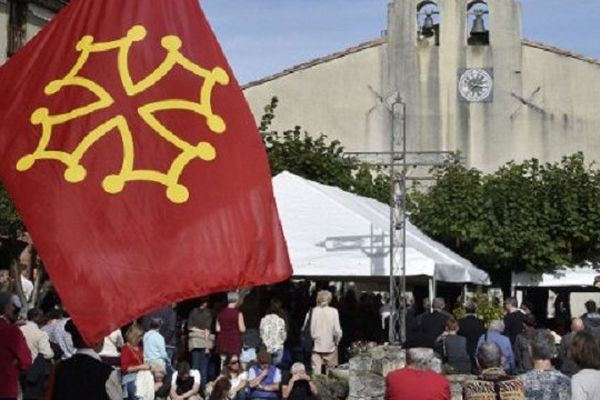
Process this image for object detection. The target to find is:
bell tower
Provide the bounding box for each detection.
[385,0,524,170]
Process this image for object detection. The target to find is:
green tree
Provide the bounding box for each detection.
[260,97,390,203]
[453,290,504,328]
[408,156,483,254]
[0,183,23,236]
[409,153,600,280]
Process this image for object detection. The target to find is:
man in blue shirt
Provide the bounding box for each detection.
[143,318,169,369]
[476,320,514,373]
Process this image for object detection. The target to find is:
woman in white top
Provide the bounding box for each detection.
[99,328,124,367]
[569,331,600,400]
[206,354,248,400]
[259,299,287,365]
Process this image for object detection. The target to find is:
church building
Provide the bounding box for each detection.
[243,0,600,172]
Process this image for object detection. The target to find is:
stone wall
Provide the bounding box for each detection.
[348,345,404,400]
[347,345,474,400]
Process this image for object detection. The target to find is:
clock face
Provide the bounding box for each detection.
[458,68,493,102]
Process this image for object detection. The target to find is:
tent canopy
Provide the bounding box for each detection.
[512,263,600,288]
[273,171,490,285]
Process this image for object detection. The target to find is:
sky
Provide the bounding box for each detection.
[201,0,600,85]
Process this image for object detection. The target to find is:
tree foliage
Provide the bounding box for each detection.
[453,290,504,328]
[0,183,23,236]
[409,153,600,275]
[259,97,390,203]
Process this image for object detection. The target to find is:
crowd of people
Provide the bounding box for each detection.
[3,278,600,400]
[0,283,340,400]
[387,296,600,400]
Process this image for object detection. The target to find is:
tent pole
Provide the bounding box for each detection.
[387,93,407,345]
[388,95,398,345]
[428,277,434,312]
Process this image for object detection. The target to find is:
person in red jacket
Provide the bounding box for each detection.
[0,291,32,400]
[385,348,451,400]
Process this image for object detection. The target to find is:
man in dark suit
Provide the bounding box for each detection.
[503,297,524,344]
[50,320,122,400]
[420,297,452,348]
[458,302,486,369]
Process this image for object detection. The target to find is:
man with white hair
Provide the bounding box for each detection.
[385,348,450,400]
[308,290,342,375]
[281,362,318,400]
[476,320,514,373]
[504,297,525,344]
[420,297,452,348]
[463,341,525,399]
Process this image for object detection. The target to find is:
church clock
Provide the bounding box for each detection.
[458,68,493,102]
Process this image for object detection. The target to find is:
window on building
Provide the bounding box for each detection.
[467,0,489,46]
[417,1,440,46]
[7,0,28,57]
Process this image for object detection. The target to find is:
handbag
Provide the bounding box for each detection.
[188,329,215,350]
[134,370,156,400]
[300,308,314,352]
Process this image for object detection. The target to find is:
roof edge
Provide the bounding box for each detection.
[242,38,385,90]
[242,37,600,90]
[522,39,600,67]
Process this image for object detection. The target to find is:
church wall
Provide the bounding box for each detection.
[514,45,600,164]
[464,0,523,172]
[387,0,526,172]
[241,0,600,173]
[25,20,43,41]
[243,44,389,153]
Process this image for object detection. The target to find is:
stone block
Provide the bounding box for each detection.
[349,354,373,373]
[349,372,385,400]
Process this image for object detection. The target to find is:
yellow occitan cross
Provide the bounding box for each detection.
[16,25,230,204]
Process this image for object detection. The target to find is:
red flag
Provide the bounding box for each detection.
[0,0,291,343]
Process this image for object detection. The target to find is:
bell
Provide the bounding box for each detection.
[470,12,487,36]
[469,11,489,45]
[421,14,435,38]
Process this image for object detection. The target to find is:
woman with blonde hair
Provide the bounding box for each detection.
[306,290,342,375]
[121,323,150,400]
[316,290,332,307]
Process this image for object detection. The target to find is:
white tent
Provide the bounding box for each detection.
[511,264,600,318]
[273,171,490,285]
[512,263,600,288]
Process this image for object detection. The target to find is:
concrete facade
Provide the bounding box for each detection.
[0,0,60,66]
[244,40,389,153]
[0,1,8,64]
[243,0,600,172]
